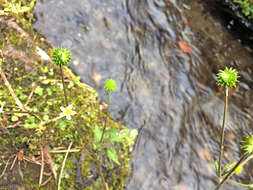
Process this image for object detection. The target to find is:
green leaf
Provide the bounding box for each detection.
[43,115,49,121]
[11,115,19,122]
[46,88,52,95]
[74,76,80,83]
[107,149,120,165]
[35,86,43,96]
[109,129,125,142]
[42,79,51,85]
[41,66,48,73]
[67,81,74,88]
[25,116,35,124]
[119,128,130,138]
[49,68,54,76]
[222,163,231,173]
[24,123,37,129]
[93,125,102,141]
[214,161,219,173]
[56,120,67,130]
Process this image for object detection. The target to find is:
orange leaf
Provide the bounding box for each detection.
[177,41,191,53]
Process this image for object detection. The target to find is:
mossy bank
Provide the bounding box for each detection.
[0,1,136,189]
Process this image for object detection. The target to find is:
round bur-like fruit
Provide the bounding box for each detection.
[52,48,71,66]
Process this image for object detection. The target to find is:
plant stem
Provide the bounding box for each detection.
[100,91,111,143]
[218,87,229,178]
[60,65,68,106]
[215,154,249,190]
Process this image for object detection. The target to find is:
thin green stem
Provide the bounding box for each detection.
[60,65,68,106]
[215,154,248,190]
[218,87,228,178]
[230,180,253,188]
[100,91,111,143]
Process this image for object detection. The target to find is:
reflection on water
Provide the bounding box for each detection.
[34,0,253,189]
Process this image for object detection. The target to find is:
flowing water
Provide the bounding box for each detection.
[33,0,253,189]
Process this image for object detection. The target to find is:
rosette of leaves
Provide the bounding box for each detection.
[217,67,239,88]
[52,48,71,66]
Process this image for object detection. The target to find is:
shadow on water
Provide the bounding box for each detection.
[33,0,253,189]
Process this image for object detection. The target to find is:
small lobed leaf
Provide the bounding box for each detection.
[35,86,43,96]
[107,149,120,165]
[93,125,103,142]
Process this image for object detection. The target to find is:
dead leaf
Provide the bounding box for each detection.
[43,146,57,180]
[177,41,191,53]
[17,149,24,161]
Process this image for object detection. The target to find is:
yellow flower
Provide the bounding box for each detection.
[60,105,76,120]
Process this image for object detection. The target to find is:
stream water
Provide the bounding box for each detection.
[33,0,253,189]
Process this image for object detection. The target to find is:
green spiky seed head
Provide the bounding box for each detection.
[241,135,253,155]
[104,79,116,91]
[217,67,239,88]
[52,48,71,66]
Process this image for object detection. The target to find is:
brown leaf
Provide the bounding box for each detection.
[17,149,24,161]
[43,146,57,180]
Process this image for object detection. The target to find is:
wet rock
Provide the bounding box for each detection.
[215,0,253,33]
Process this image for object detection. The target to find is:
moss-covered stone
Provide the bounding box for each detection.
[0,1,134,189]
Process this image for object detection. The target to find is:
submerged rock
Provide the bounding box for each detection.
[216,0,253,33]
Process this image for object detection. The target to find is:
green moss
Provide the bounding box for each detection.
[233,0,253,19]
[0,1,134,189]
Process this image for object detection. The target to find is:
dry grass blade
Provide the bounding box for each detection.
[41,175,53,187]
[39,145,44,186]
[50,149,80,153]
[0,69,25,111]
[0,157,11,178]
[58,142,73,190]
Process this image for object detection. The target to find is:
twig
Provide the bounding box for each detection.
[24,87,35,106]
[10,155,17,170]
[43,171,52,176]
[23,156,41,166]
[39,145,44,186]
[218,87,228,178]
[58,142,73,190]
[0,69,25,111]
[6,121,22,128]
[38,115,64,128]
[41,175,53,187]
[0,157,11,178]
